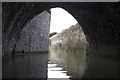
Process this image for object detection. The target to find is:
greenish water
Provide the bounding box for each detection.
[2,50,120,78]
[48,49,120,78]
[3,52,48,78]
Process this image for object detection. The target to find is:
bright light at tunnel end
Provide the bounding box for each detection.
[50,7,78,33]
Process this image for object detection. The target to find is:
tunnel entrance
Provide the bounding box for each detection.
[2,2,120,79]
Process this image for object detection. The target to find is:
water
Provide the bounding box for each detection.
[2,50,120,78]
[48,49,120,78]
[48,62,71,78]
[3,52,48,78]
[48,49,86,78]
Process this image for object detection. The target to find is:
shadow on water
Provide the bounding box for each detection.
[83,55,120,78]
[2,52,48,78]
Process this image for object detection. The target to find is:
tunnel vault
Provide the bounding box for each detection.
[2,2,120,58]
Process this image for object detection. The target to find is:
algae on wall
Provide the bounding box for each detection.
[49,23,87,54]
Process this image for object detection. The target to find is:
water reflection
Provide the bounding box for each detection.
[2,52,48,78]
[49,49,120,78]
[2,50,120,78]
[48,49,86,78]
[48,62,71,78]
[83,55,120,78]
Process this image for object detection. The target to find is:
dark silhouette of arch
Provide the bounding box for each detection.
[2,2,120,59]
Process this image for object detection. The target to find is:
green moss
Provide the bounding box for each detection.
[46,10,51,14]
[58,42,62,47]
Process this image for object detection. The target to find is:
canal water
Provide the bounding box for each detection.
[48,62,71,78]
[48,50,86,79]
[2,49,120,78]
[48,49,120,78]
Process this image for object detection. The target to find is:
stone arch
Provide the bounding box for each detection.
[2,2,120,58]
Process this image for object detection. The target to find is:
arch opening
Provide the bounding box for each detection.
[4,6,88,78]
[48,7,88,78]
[10,7,88,55]
[2,2,120,78]
[49,7,88,54]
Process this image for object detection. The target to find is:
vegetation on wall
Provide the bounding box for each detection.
[50,23,88,54]
[49,32,57,37]
[46,10,51,14]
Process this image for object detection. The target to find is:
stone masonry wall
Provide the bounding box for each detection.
[50,23,87,53]
[13,11,51,53]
